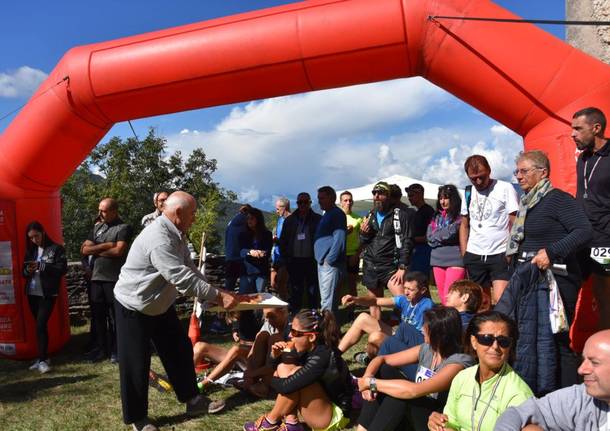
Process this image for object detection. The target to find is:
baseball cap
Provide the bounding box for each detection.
[371,181,390,194]
[405,183,424,194]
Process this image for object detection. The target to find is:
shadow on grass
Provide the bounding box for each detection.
[0,374,98,403]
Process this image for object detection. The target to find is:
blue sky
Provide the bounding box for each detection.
[0,1,565,208]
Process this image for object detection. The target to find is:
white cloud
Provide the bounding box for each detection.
[0,66,47,98]
[165,78,523,208]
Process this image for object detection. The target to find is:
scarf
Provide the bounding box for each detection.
[506,178,553,256]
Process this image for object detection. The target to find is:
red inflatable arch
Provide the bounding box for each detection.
[1,0,609,358]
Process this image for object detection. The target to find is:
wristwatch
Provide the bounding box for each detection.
[398,264,406,271]
[369,377,377,394]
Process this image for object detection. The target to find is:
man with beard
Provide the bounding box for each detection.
[459,155,519,305]
[360,181,415,320]
[572,107,610,329]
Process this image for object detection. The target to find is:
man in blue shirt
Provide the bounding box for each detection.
[314,186,347,312]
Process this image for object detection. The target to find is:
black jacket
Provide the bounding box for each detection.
[361,206,415,272]
[271,344,353,415]
[22,243,67,297]
[278,210,322,260]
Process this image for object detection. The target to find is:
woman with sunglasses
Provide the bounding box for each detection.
[356,306,475,431]
[426,184,465,304]
[427,311,532,431]
[22,221,67,374]
[243,309,353,431]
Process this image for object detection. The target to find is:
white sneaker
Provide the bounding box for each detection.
[28,360,41,370]
[38,360,51,374]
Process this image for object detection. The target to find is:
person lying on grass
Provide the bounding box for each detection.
[339,271,433,363]
[243,309,353,431]
[374,279,482,380]
[356,306,475,431]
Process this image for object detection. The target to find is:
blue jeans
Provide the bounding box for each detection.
[318,262,342,312]
[378,322,424,380]
[239,274,267,294]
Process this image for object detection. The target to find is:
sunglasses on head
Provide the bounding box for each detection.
[475,333,512,348]
[290,328,318,338]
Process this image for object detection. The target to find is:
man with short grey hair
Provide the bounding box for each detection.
[114,191,238,431]
[141,191,168,227]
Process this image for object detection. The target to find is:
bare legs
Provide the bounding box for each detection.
[338,313,390,353]
[265,363,334,430]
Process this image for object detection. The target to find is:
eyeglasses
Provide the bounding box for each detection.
[475,333,512,349]
[289,328,318,338]
[513,167,543,176]
[371,189,387,196]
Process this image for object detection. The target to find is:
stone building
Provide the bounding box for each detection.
[567,0,610,64]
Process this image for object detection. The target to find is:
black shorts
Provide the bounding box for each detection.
[463,251,510,286]
[346,255,360,274]
[362,265,395,292]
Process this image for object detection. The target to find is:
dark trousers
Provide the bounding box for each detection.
[114,300,198,424]
[378,323,424,380]
[358,364,441,431]
[27,295,56,361]
[91,281,117,356]
[287,257,320,314]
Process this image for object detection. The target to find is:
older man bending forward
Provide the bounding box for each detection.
[114,191,237,431]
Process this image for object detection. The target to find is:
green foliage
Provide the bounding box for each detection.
[60,128,235,259]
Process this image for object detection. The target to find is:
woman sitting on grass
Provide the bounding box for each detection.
[427,311,533,431]
[339,271,433,363]
[356,306,475,431]
[244,309,353,431]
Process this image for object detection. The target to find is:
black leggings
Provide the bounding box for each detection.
[357,364,442,431]
[27,295,56,361]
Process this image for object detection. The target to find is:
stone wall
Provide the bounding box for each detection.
[566,0,610,64]
[66,254,226,324]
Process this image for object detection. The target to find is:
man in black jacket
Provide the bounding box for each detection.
[360,181,415,320]
[279,192,322,314]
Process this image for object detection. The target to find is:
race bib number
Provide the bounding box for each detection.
[415,365,438,399]
[590,247,610,266]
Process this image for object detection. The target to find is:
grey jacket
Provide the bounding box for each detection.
[114,215,218,316]
[494,384,609,430]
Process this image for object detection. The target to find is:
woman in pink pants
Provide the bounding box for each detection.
[426,185,466,304]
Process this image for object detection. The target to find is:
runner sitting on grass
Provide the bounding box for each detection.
[338,271,433,364]
[244,309,353,431]
[375,279,482,380]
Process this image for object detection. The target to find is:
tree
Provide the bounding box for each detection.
[60,128,235,259]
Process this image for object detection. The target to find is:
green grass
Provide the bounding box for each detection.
[0,282,437,430]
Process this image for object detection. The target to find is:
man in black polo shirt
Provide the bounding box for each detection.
[81,198,132,362]
[405,183,434,275]
[572,107,610,329]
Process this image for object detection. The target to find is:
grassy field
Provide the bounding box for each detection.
[0,310,373,431]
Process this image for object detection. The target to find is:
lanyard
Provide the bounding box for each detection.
[583,154,602,199]
[470,364,505,431]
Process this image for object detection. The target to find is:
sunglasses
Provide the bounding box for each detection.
[371,189,387,196]
[475,334,512,349]
[289,328,318,338]
[297,200,310,205]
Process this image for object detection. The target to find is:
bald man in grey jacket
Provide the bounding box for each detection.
[494,330,610,431]
[114,191,238,431]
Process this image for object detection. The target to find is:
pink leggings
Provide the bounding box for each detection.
[433,266,466,304]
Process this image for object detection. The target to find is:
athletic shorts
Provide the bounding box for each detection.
[463,251,510,286]
[362,266,395,292]
[346,255,360,274]
[312,403,349,431]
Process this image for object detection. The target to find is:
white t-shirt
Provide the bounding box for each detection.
[461,179,519,255]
